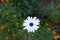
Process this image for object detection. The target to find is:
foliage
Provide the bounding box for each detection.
[0,0,56,40]
[42,4,60,23]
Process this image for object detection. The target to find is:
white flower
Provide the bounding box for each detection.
[23,16,40,32]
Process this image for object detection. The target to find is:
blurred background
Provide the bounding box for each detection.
[0,0,60,40]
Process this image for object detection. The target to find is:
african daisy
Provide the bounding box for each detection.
[23,16,40,32]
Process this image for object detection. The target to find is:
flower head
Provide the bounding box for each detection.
[23,16,40,32]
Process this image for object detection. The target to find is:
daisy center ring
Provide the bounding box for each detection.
[29,22,33,26]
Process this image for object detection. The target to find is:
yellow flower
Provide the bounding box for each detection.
[1,0,4,2]
[15,22,19,27]
[7,29,10,32]
[5,36,9,40]
[0,25,5,30]
[48,28,51,30]
[53,31,57,35]
[57,35,60,38]
[45,22,48,26]
[13,14,16,19]
[57,4,60,6]
[54,35,57,40]
[6,0,9,2]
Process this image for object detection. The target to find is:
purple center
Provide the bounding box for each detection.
[29,23,33,26]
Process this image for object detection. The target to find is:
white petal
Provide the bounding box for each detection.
[32,29,35,32]
[27,16,31,20]
[28,30,31,32]
[31,17,32,19]
[34,19,40,25]
[26,26,34,32]
[23,27,27,29]
[30,27,35,32]
[36,19,40,23]
[33,17,37,21]
[23,23,26,26]
[34,27,38,30]
[23,23,28,26]
[34,26,39,30]
[30,28,34,32]
[26,17,33,23]
[27,28,32,32]
[24,19,28,23]
[26,26,31,30]
[34,22,39,26]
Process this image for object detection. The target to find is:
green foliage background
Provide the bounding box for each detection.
[0,0,60,40]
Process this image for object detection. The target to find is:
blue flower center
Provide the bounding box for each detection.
[29,23,33,26]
